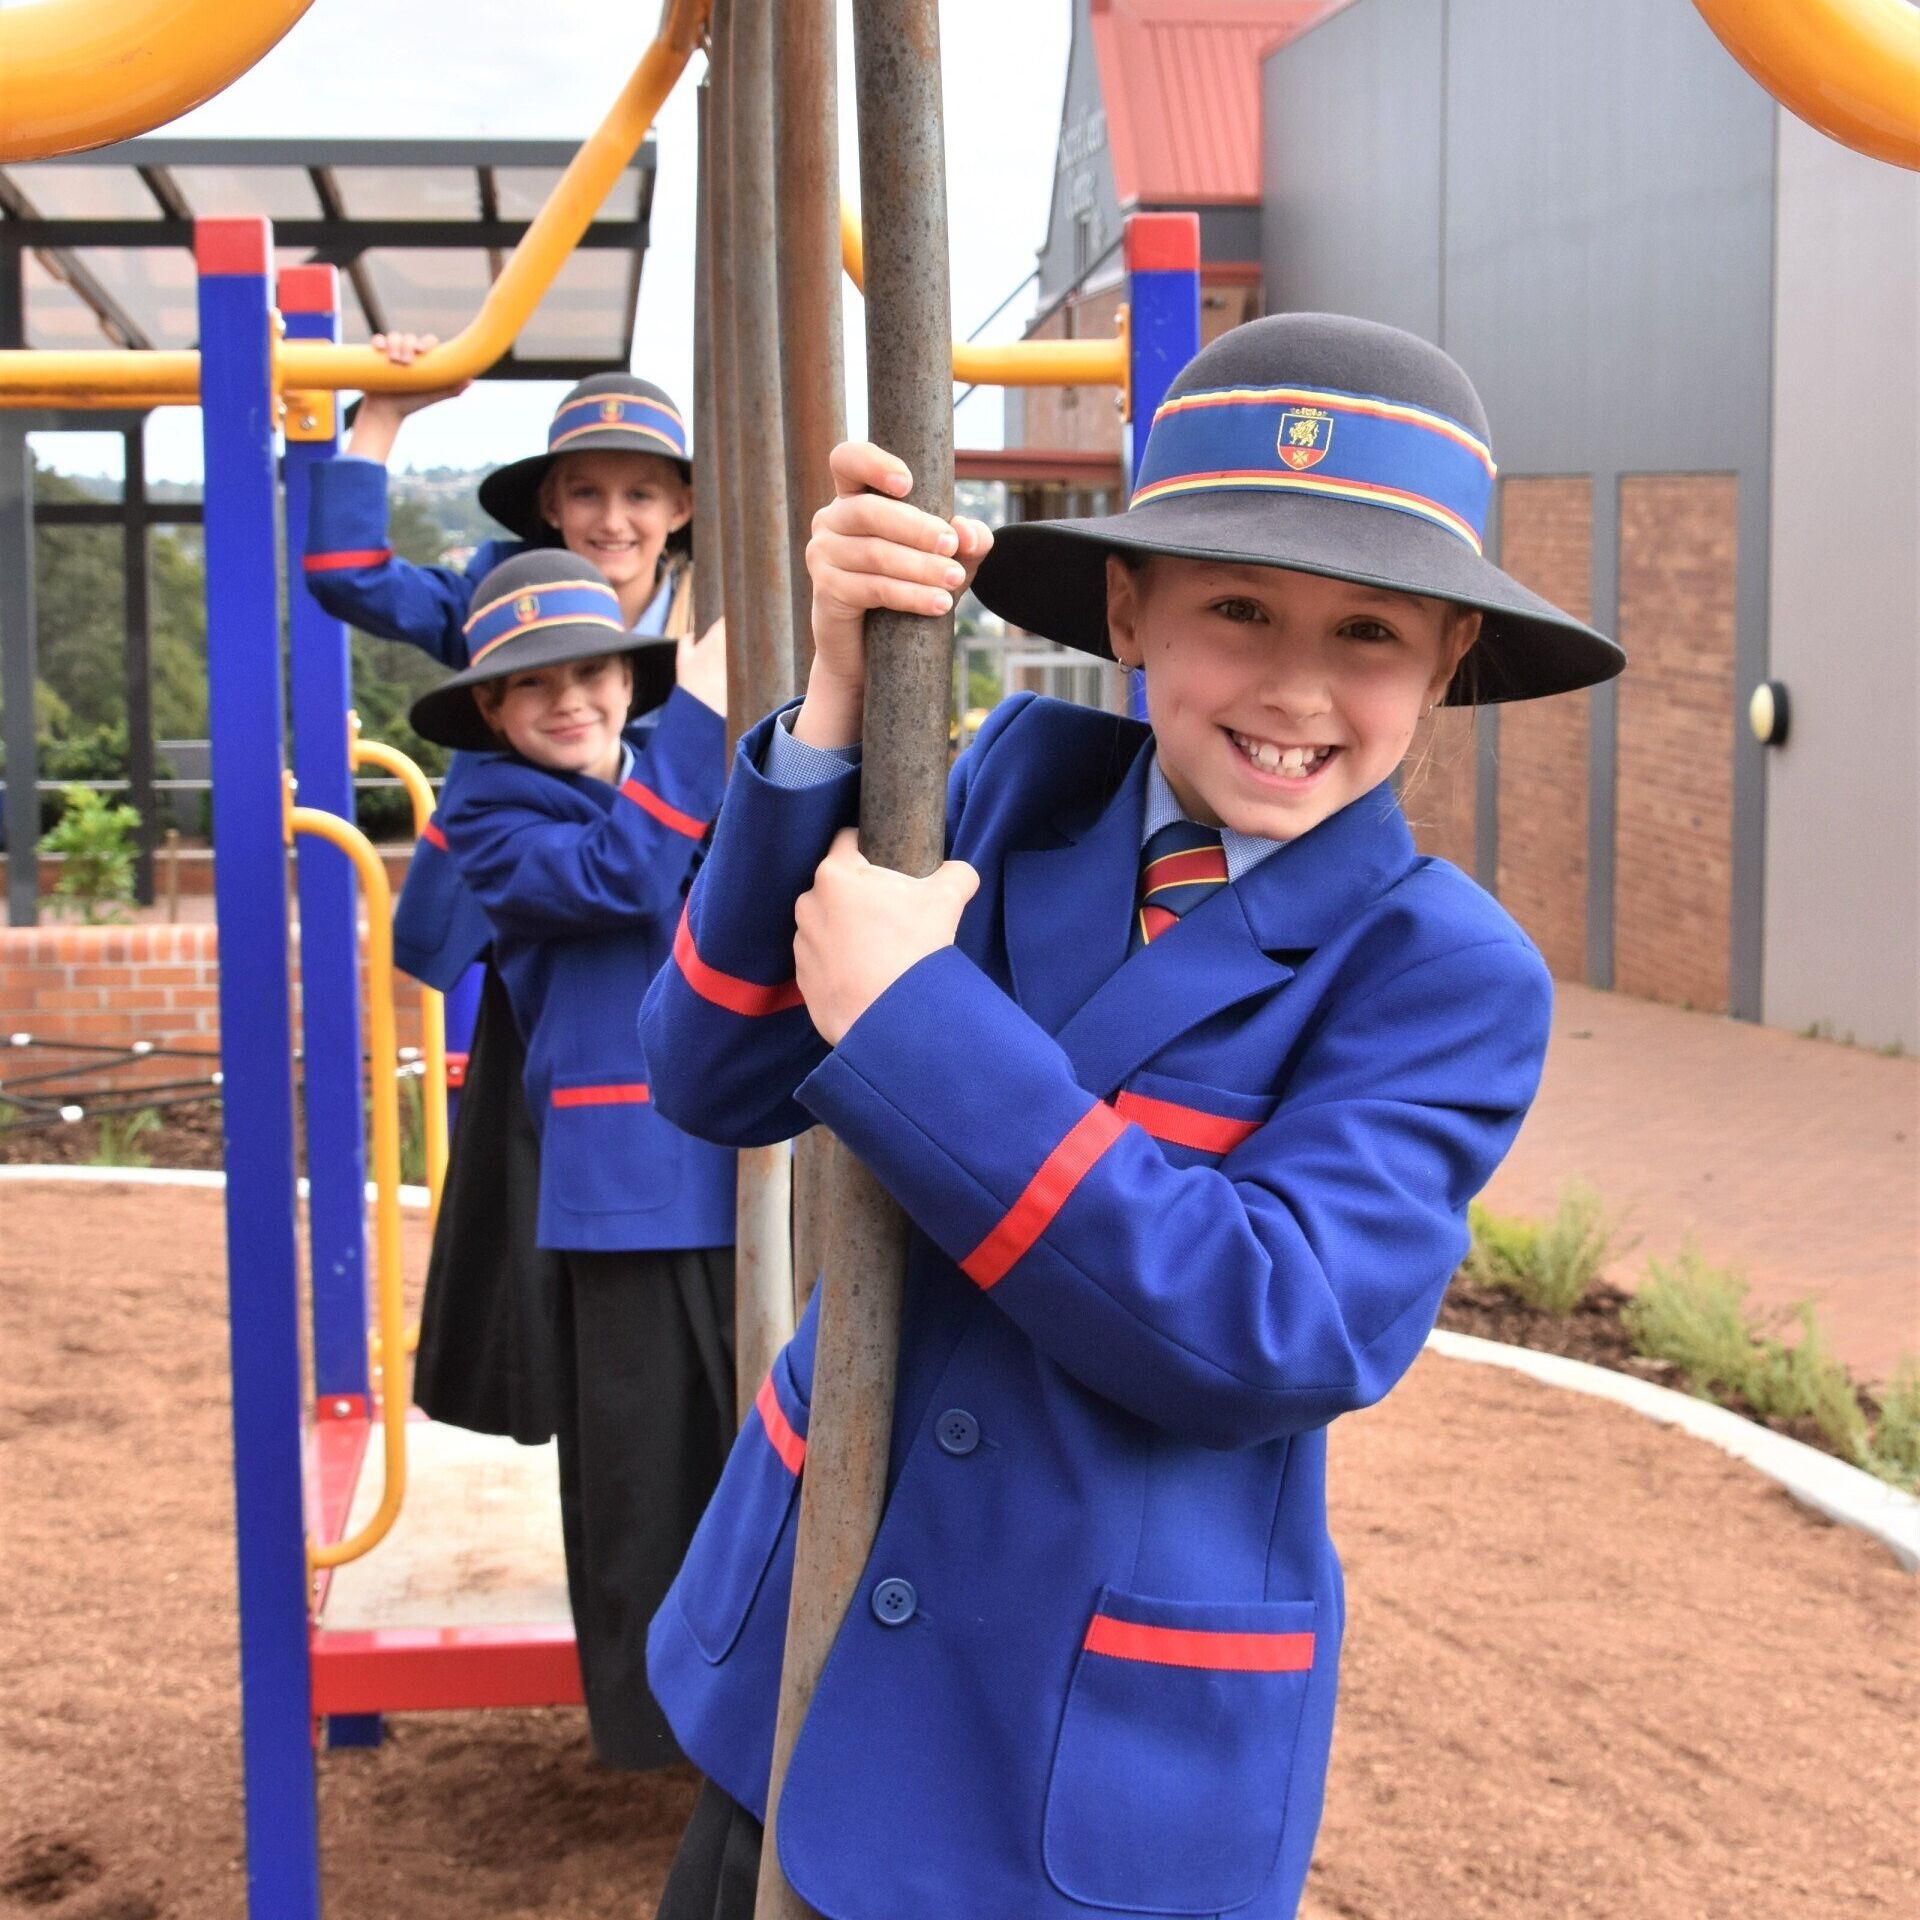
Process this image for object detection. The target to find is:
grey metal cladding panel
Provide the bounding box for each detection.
[1440,0,1776,474]
[1260,0,1442,338]
[1194,204,1263,266]
[1039,0,1124,304]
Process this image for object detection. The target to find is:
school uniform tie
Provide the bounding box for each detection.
[1131,820,1229,953]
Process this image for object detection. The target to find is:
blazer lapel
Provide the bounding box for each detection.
[1002,743,1154,1036]
[1052,882,1292,1098]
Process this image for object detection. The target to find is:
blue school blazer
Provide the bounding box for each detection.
[303,456,530,988]
[638,693,1552,1920]
[440,692,734,1253]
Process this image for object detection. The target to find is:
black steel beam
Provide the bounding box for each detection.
[122,427,156,903]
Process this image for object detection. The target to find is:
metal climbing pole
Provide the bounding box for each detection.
[755,3,956,1911]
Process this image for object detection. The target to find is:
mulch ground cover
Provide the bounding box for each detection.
[2,1178,1914,1920]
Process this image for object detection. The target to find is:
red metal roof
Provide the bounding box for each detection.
[1089,0,1345,206]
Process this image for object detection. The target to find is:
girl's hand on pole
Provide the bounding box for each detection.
[795,440,993,750]
[678,616,728,717]
[793,827,980,1046]
[345,333,473,462]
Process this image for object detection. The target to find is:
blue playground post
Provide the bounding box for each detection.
[1122,213,1200,720]
[198,217,323,1919]
[281,264,372,1406]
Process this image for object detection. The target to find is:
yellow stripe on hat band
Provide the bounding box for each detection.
[468,611,628,666]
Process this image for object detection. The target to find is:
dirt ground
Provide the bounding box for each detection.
[1,1181,1913,1920]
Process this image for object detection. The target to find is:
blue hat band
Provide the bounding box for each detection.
[465,580,627,664]
[1132,382,1496,554]
[547,393,689,460]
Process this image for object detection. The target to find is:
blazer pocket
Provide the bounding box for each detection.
[547,1074,680,1215]
[1043,1586,1319,1915]
[1112,1069,1280,1166]
[675,1346,809,1663]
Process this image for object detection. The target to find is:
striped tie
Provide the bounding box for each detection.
[1132,820,1229,952]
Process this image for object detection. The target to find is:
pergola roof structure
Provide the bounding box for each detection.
[0,134,658,376]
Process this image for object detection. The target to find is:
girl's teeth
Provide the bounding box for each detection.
[1234,732,1329,777]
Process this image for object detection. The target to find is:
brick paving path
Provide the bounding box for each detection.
[1483,981,1919,1386]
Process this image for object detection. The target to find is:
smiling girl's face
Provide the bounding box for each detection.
[1106,555,1480,842]
[540,449,691,617]
[475,653,634,787]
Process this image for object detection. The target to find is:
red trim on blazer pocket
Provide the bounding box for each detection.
[420,818,448,851]
[549,1082,650,1109]
[754,1372,807,1475]
[620,775,709,840]
[961,1101,1129,1290]
[672,906,806,1017]
[1083,1612,1315,1673]
[302,548,392,572]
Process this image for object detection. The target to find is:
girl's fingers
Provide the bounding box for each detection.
[952,517,994,559]
[810,531,965,592]
[828,439,912,499]
[813,565,953,620]
[811,490,957,555]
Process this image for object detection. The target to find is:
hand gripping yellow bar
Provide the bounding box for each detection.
[1693,0,1920,171]
[348,715,448,1232]
[286,780,409,1572]
[0,0,316,164]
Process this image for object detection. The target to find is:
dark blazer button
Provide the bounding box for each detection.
[870,1577,917,1626]
[935,1408,980,1457]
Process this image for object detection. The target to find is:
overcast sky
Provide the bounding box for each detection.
[28,0,1073,484]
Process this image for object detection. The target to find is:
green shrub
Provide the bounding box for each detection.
[1466,1181,1616,1314]
[1868,1358,1920,1492]
[1624,1243,1759,1401]
[37,784,140,923]
[1627,1246,1874,1468]
[90,1107,161,1169]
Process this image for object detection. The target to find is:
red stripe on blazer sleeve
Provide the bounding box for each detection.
[754,1373,807,1474]
[961,1101,1129,1290]
[620,775,709,840]
[672,907,806,1017]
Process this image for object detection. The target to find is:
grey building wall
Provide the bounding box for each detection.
[1261,0,1778,1018]
[1762,112,1920,1051]
[1038,0,1125,305]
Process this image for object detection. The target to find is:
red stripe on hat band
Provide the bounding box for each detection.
[303,548,392,572]
[420,818,448,851]
[1111,1090,1261,1154]
[467,611,626,666]
[550,1083,649,1108]
[755,1374,807,1475]
[672,907,806,1017]
[620,777,708,840]
[1083,1614,1315,1673]
[961,1102,1129,1290]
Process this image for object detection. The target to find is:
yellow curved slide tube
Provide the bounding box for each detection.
[1693,0,1920,171]
[348,719,448,1232]
[0,0,316,164]
[288,791,410,1572]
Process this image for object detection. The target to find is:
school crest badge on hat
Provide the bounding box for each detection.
[1276,407,1332,470]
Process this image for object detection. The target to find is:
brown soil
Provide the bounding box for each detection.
[2,1181,1914,1919]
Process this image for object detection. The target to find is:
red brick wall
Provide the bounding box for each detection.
[1496,477,1593,979]
[1614,473,1736,1011]
[0,922,425,1070]
[1403,708,1479,872]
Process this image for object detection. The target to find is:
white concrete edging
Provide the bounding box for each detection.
[1426,1326,1919,1571]
[5,1168,1912,1571]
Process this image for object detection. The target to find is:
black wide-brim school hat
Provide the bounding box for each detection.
[409,550,677,753]
[477,373,694,546]
[971,313,1623,705]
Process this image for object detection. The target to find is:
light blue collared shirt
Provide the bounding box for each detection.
[763,708,1284,880]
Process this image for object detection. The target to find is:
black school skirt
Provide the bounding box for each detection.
[411,965,565,1443]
